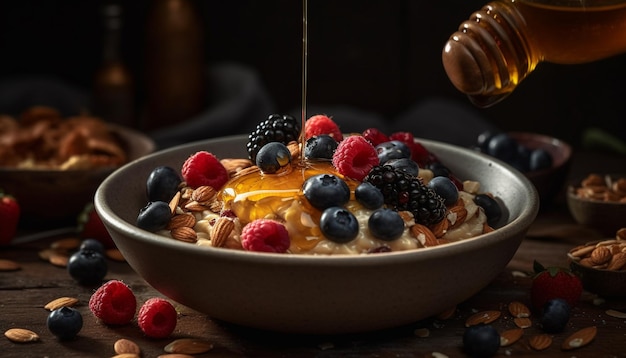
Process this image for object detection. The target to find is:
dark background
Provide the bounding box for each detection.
[1,0,625,148]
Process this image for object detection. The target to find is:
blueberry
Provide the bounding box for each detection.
[463,324,500,357]
[256,142,292,174]
[302,174,350,210]
[426,162,451,178]
[376,140,411,164]
[319,206,359,243]
[427,176,459,206]
[529,148,553,172]
[79,238,105,255]
[487,133,518,163]
[477,130,497,153]
[147,166,182,202]
[368,208,404,241]
[540,298,570,333]
[386,158,419,176]
[473,194,503,227]
[355,182,384,209]
[67,249,108,286]
[510,144,531,172]
[304,134,338,160]
[137,201,172,232]
[47,307,83,340]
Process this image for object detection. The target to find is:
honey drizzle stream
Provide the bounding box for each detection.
[300,0,308,166]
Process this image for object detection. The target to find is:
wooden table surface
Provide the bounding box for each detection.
[1,150,625,358]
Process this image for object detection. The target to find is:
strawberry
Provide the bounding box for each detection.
[78,203,115,249]
[0,190,20,245]
[530,260,583,312]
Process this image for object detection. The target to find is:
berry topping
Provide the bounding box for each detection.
[302,174,350,210]
[332,135,379,181]
[247,114,301,162]
[386,158,420,177]
[147,166,182,202]
[79,238,106,255]
[319,206,359,243]
[368,208,405,241]
[256,142,292,174]
[67,249,108,286]
[427,176,459,206]
[486,132,518,163]
[540,298,570,333]
[364,165,446,226]
[530,261,582,312]
[426,162,451,178]
[181,151,229,190]
[241,219,291,253]
[304,134,338,160]
[305,114,343,141]
[362,127,389,146]
[473,194,502,227]
[137,297,178,338]
[89,280,137,325]
[136,201,172,232]
[47,307,83,340]
[354,182,384,210]
[529,148,553,171]
[462,324,500,357]
[376,140,412,165]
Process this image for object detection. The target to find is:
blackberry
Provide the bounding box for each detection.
[246,114,301,162]
[364,165,446,226]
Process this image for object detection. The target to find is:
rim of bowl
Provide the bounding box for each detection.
[95,135,539,266]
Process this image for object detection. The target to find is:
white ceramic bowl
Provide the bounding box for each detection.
[95,135,538,334]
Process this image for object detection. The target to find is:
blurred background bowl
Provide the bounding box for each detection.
[95,135,539,334]
[0,124,155,227]
[568,239,626,298]
[566,174,626,236]
[508,132,572,207]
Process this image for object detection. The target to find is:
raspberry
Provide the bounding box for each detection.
[89,280,137,325]
[181,151,229,189]
[305,114,343,141]
[137,297,178,338]
[332,136,379,181]
[362,128,389,146]
[241,219,290,253]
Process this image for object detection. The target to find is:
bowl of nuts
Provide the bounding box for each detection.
[568,228,626,298]
[0,106,155,225]
[567,173,626,236]
[95,114,539,334]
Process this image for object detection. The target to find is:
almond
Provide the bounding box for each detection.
[50,237,81,251]
[508,301,531,318]
[499,328,523,347]
[436,306,457,320]
[590,246,612,265]
[211,217,235,248]
[561,326,597,350]
[4,328,40,343]
[569,244,595,258]
[0,259,21,271]
[44,296,79,311]
[447,206,468,230]
[167,213,197,230]
[465,310,501,327]
[605,309,626,319]
[607,252,626,271]
[158,355,196,358]
[617,228,626,241]
[513,317,532,329]
[48,251,70,267]
[170,226,198,243]
[169,191,181,213]
[164,338,214,355]
[528,334,552,351]
[114,338,141,355]
[112,354,140,358]
[411,224,439,247]
[428,217,448,238]
[220,158,254,176]
[184,201,207,212]
[191,186,217,204]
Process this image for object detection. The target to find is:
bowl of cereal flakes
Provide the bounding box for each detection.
[95,114,539,334]
[0,106,155,224]
[567,173,626,236]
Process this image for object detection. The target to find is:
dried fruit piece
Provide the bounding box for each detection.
[465,310,501,327]
[561,326,597,350]
[499,328,523,347]
[528,334,552,350]
[4,328,39,343]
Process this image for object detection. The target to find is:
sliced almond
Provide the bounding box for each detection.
[44,296,79,311]
[513,317,532,329]
[0,259,21,271]
[158,355,196,358]
[569,244,596,258]
[465,310,501,327]
[508,301,531,318]
[428,217,448,238]
[528,334,552,351]
[447,206,468,230]
[171,226,198,243]
[605,309,626,319]
[562,326,597,350]
[164,338,214,355]
[221,158,254,176]
[112,354,140,358]
[50,237,81,251]
[169,191,182,213]
[411,224,439,247]
[4,328,40,343]
[114,338,141,355]
[48,252,70,267]
[210,217,235,248]
[499,328,523,347]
